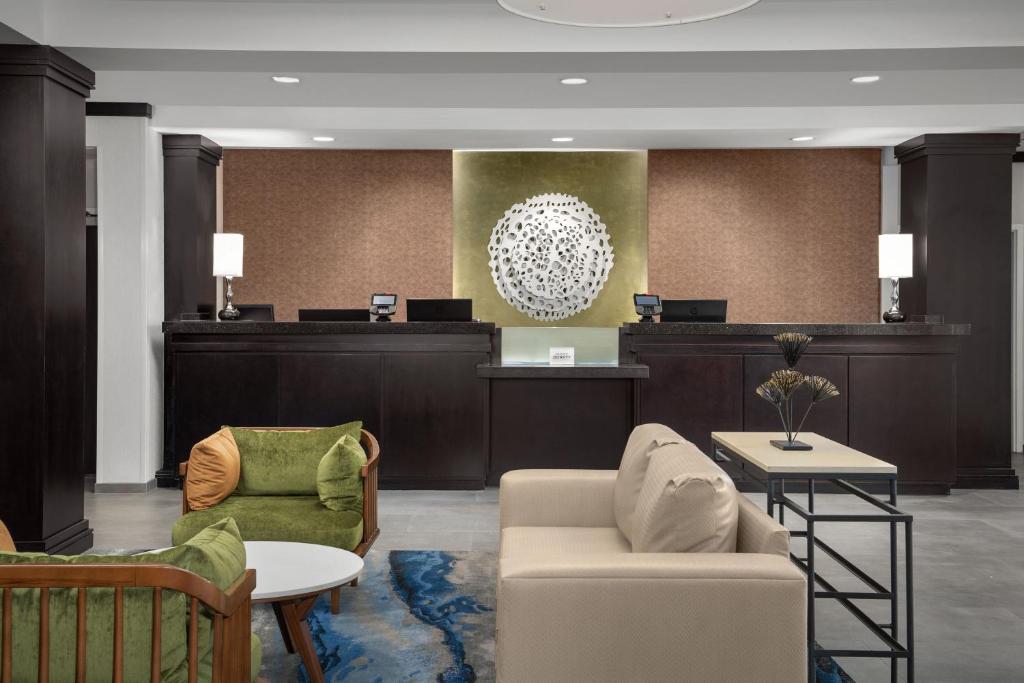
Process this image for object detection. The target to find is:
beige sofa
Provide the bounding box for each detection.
[497,428,807,683]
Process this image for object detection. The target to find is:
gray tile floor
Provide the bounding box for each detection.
[86,461,1024,683]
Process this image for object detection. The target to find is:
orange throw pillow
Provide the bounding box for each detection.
[186,428,241,510]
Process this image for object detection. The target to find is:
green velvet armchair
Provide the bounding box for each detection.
[0,517,260,682]
[174,427,381,613]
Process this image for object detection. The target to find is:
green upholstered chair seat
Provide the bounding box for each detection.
[173,496,364,551]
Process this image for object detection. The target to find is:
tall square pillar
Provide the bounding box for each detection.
[0,45,96,551]
[896,133,1021,488]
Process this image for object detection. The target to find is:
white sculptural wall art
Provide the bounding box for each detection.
[487,193,614,321]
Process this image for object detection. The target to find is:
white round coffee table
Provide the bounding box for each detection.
[245,541,364,683]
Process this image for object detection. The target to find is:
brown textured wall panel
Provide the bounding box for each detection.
[648,149,881,323]
[222,150,453,321]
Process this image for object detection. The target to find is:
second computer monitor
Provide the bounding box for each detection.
[661,299,727,323]
[407,298,473,322]
[298,308,371,322]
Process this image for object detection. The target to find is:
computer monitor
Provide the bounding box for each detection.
[407,298,473,322]
[298,308,371,322]
[661,299,727,323]
[234,304,275,322]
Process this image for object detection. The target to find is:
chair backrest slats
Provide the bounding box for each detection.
[36,588,48,683]
[76,587,87,682]
[112,587,124,683]
[151,587,162,682]
[188,597,199,683]
[1,588,11,683]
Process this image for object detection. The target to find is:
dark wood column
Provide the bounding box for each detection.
[0,45,95,552]
[896,133,1021,489]
[163,134,222,320]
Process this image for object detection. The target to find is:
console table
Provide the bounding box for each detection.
[711,431,914,683]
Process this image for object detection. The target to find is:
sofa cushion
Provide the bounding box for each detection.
[631,443,739,554]
[317,434,367,513]
[0,517,249,683]
[230,422,362,496]
[500,527,631,559]
[186,427,241,510]
[613,423,687,542]
[172,496,364,551]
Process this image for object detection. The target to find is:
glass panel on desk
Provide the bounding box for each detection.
[500,327,619,366]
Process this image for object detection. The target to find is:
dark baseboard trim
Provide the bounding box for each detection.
[86,101,152,118]
[156,469,180,489]
[954,466,1020,490]
[93,479,157,493]
[384,477,486,491]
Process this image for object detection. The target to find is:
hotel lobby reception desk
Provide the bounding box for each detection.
[161,321,494,489]
[163,321,978,493]
[622,323,970,494]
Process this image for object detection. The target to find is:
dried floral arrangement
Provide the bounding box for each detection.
[756,333,840,450]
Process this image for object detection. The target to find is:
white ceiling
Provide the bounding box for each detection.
[3,0,1022,149]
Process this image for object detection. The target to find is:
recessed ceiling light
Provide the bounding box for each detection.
[312,136,335,142]
[560,77,588,85]
[791,136,815,142]
[850,75,881,84]
[551,137,575,143]
[271,75,301,84]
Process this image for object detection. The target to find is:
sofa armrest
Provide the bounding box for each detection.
[737,493,790,557]
[499,469,617,530]
[498,553,806,683]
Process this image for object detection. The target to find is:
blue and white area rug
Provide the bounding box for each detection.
[254,550,495,682]
[254,549,853,683]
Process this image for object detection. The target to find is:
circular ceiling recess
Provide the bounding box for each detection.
[496,0,762,28]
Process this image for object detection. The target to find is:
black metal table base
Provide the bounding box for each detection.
[713,445,915,683]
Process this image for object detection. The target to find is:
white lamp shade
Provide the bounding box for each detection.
[878,234,913,279]
[213,233,244,277]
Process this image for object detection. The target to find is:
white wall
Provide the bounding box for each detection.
[86,116,165,490]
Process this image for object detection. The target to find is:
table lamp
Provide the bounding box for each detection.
[879,233,912,323]
[213,233,244,321]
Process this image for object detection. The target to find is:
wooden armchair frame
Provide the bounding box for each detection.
[0,559,257,683]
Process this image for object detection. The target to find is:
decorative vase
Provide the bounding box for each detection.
[755,334,840,450]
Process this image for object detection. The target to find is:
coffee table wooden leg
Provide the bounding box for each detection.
[272,602,295,653]
[331,586,340,614]
[280,597,325,683]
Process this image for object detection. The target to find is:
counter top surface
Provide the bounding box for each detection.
[163,321,496,334]
[622,322,970,336]
[477,363,650,379]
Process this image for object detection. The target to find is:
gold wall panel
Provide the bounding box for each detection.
[453,151,648,327]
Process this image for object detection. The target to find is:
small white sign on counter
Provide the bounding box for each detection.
[549,346,575,365]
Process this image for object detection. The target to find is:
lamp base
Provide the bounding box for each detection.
[882,308,907,323]
[770,439,813,451]
[218,307,240,321]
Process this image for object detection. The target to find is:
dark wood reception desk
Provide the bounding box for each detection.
[163,320,984,493]
[622,322,972,493]
[161,321,495,489]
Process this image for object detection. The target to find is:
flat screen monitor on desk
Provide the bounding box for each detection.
[235,304,275,322]
[407,298,473,322]
[298,308,371,322]
[661,299,727,323]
